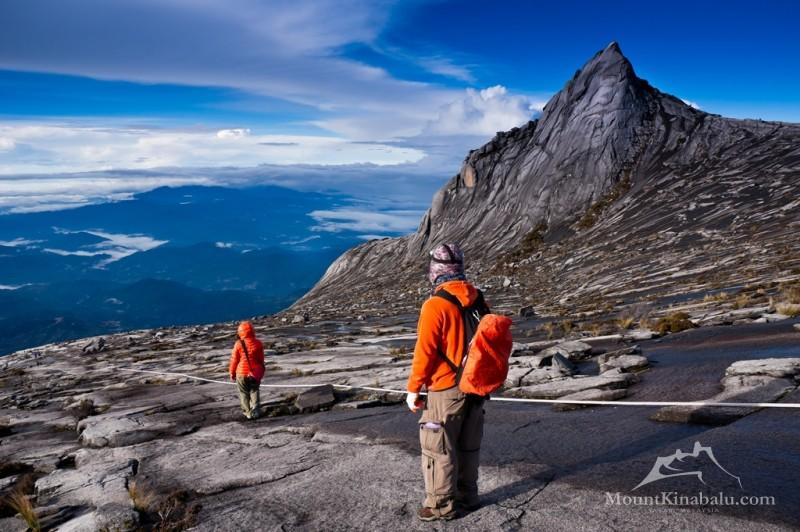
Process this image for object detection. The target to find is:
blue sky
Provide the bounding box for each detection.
[0,0,798,219]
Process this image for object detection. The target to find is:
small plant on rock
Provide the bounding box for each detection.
[128,478,156,514]
[541,322,559,340]
[703,291,731,303]
[733,293,753,309]
[2,474,40,532]
[616,315,635,330]
[780,282,800,304]
[654,312,697,335]
[5,490,39,532]
[776,303,800,318]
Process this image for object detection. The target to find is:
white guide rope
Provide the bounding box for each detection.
[116,367,800,409]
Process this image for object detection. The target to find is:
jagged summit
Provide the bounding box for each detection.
[298,43,800,319]
[556,40,637,101]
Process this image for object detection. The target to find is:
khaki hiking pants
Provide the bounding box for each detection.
[236,376,260,419]
[419,386,485,516]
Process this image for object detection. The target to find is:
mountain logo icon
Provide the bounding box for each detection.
[633,441,742,491]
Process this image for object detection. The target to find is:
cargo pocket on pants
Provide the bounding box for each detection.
[420,422,446,455]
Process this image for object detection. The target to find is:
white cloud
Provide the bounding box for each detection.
[44,229,167,267]
[0,175,213,213]
[0,238,43,247]
[0,284,28,290]
[425,85,544,136]
[88,230,167,254]
[681,99,702,110]
[0,123,426,176]
[43,248,106,258]
[417,57,475,83]
[280,235,321,246]
[0,137,15,151]
[216,128,251,139]
[310,208,423,235]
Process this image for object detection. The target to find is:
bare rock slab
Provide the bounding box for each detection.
[538,340,593,362]
[652,358,800,425]
[295,384,336,413]
[504,366,533,388]
[725,357,800,379]
[507,372,635,399]
[599,354,649,373]
[553,388,628,411]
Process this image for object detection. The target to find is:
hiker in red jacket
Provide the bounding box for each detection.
[229,321,265,420]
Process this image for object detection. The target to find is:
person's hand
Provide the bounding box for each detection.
[230,374,236,382]
[406,392,423,413]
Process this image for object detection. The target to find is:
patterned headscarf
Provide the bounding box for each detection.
[428,243,465,285]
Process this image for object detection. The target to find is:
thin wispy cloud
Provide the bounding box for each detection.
[0,175,214,213]
[0,238,43,247]
[417,56,476,84]
[45,229,168,267]
[310,208,424,236]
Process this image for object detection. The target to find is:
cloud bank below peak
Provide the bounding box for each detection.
[424,85,544,136]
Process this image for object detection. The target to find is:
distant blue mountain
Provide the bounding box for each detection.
[0,184,385,355]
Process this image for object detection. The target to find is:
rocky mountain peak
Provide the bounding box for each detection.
[298,43,800,317]
[542,41,638,114]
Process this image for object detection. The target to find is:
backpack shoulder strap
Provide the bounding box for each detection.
[433,289,463,310]
[238,338,251,367]
[431,289,475,381]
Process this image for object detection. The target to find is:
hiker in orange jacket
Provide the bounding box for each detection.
[407,243,489,521]
[229,321,265,420]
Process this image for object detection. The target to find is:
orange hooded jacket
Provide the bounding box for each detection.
[407,280,485,393]
[229,322,265,380]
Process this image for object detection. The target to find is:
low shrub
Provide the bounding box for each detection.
[5,490,39,531]
[776,303,800,318]
[616,316,635,330]
[655,312,697,335]
[1,473,39,529]
[733,294,753,309]
[703,291,731,303]
[128,479,200,532]
[541,322,559,340]
[780,282,800,304]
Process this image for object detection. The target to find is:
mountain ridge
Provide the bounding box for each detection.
[296,42,800,320]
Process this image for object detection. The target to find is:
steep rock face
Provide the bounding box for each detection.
[410,41,663,251]
[299,42,800,314]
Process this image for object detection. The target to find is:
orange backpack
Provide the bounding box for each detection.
[433,289,513,396]
[460,314,513,396]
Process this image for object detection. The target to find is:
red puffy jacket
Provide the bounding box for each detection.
[229,321,265,381]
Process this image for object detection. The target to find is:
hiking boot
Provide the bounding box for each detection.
[417,507,456,522]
